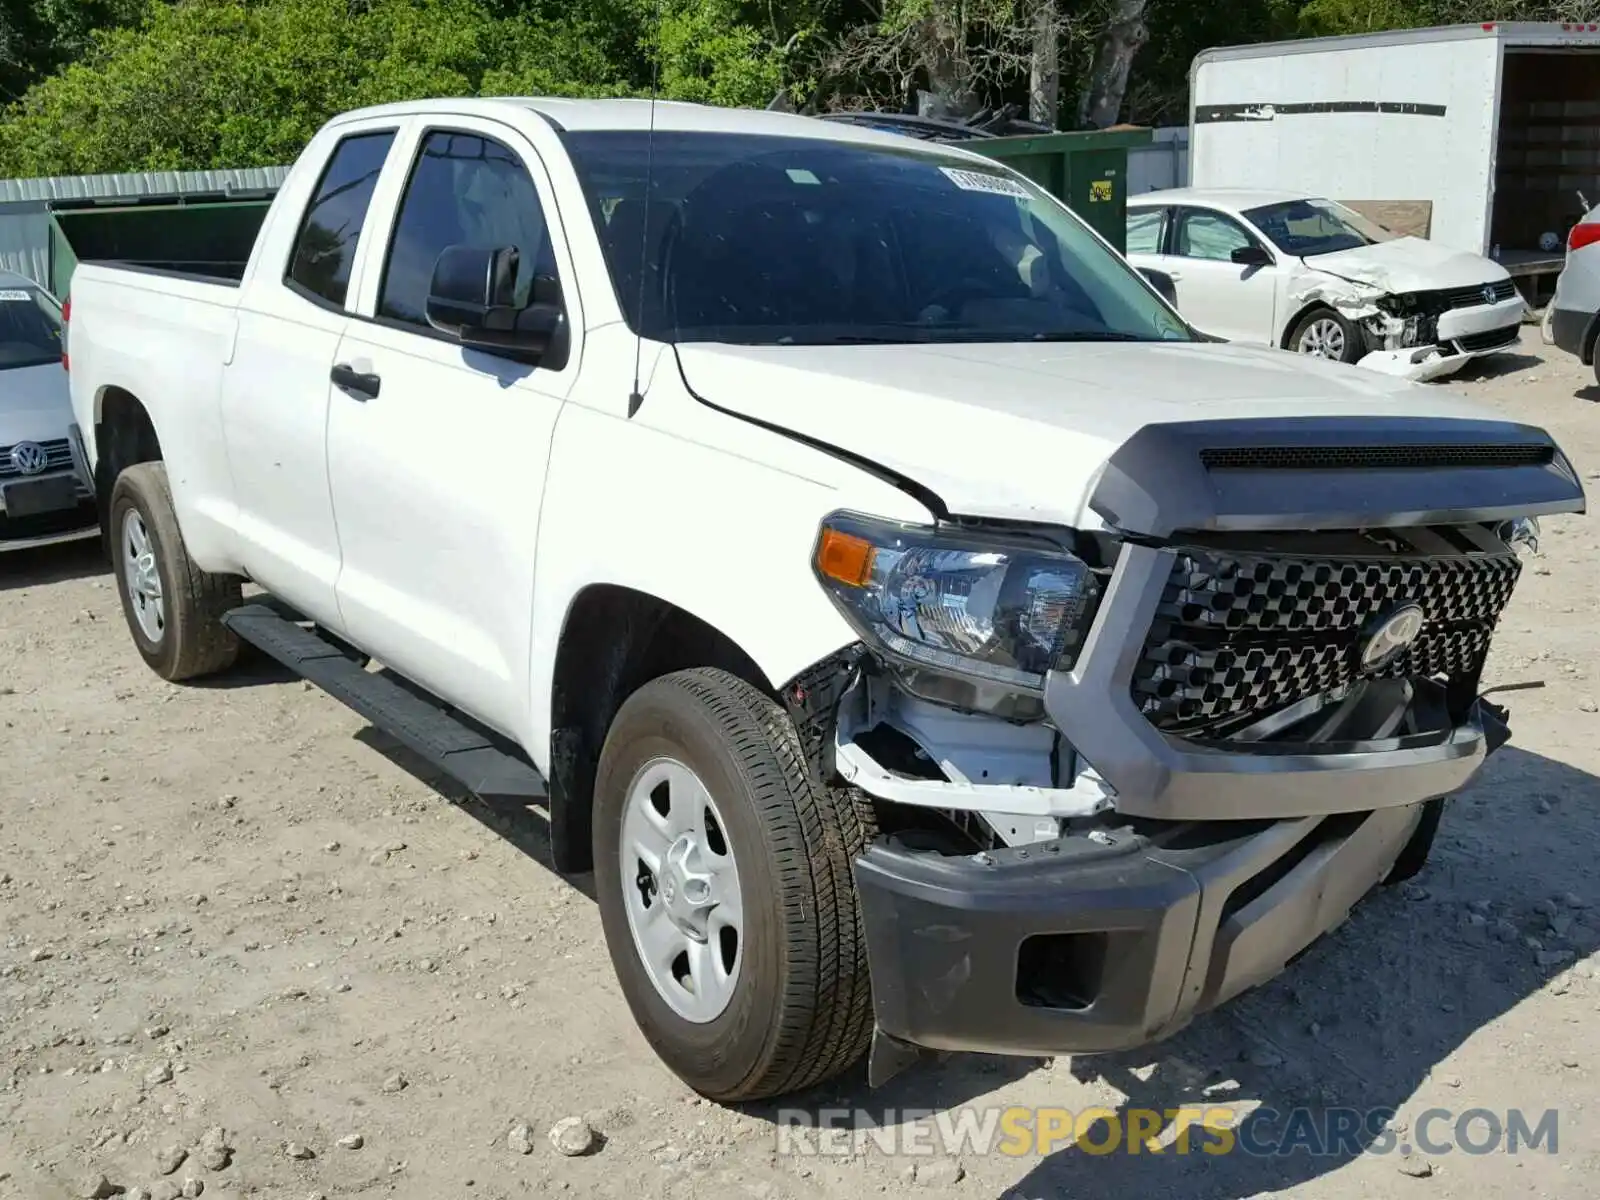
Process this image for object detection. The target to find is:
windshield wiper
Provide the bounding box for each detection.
[1025,330,1154,342]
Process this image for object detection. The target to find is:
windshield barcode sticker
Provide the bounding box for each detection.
[0,289,33,301]
[940,167,1030,198]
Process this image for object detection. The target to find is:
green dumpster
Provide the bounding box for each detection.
[48,191,275,299]
[960,127,1153,254]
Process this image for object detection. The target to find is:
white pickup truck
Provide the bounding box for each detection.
[65,98,1585,1103]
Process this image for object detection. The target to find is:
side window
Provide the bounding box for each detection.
[1175,209,1257,262]
[378,130,556,329]
[286,130,396,308]
[1125,207,1167,255]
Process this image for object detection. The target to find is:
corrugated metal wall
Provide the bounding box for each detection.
[1127,126,1190,196]
[0,165,289,290]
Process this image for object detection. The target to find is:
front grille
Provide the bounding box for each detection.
[1453,325,1521,354]
[1435,279,1518,310]
[0,437,74,480]
[1199,444,1553,471]
[1132,527,1521,736]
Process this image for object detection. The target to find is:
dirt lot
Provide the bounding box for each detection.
[3,331,1598,1200]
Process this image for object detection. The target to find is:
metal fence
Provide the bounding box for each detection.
[0,166,290,290]
[1127,126,1190,195]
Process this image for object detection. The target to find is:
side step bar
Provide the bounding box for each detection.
[222,603,548,803]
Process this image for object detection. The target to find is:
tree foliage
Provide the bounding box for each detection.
[0,0,1589,178]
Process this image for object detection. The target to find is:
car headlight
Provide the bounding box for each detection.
[812,512,1101,711]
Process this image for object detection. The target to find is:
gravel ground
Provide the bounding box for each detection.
[2,331,1597,1200]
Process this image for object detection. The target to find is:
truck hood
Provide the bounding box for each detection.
[1304,236,1509,294]
[674,339,1506,527]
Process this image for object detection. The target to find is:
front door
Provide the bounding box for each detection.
[1166,207,1281,346]
[326,121,582,738]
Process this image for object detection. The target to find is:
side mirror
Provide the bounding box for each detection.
[1230,244,1274,268]
[1139,267,1179,307]
[425,244,567,366]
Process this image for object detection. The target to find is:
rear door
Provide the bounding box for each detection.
[326,117,583,738]
[221,124,401,627]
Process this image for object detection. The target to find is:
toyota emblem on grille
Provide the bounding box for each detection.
[1482,284,1498,306]
[9,441,49,476]
[1359,603,1426,673]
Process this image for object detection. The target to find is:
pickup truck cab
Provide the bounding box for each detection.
[65,98,1585,1103]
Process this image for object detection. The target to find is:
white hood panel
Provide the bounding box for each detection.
[675,339,1506,527]
[1306,237,1511,294]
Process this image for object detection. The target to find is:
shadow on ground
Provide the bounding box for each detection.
[988,743,1598,1198]
[0,537,107,591]
[1450,350,1543,383]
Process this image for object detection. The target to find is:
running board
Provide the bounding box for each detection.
[222,603,548,803]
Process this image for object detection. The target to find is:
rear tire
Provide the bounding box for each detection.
[109,462,242,682]
[1289,306,1364,364]
[593,667,878,1102]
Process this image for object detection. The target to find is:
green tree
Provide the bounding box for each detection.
[0,0,798,177]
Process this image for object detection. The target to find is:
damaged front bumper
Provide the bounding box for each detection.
[856,787,1449,1067]
[828,415,1584,1077]
[1355,292,1526,381]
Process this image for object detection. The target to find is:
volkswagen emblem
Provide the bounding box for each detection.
[1482,284,1498,306]
[1358,603,1426,673]
[9,441,48,476]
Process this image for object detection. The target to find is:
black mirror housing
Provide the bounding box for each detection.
[1230,244,1273,268]
[425,244,568,367]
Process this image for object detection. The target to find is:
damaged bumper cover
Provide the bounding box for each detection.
[1302,277,1526,380]
[857,797,1431,1060]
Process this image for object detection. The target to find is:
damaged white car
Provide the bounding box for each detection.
[1126,189,1526,381]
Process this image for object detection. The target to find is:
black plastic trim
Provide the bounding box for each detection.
[1196,100,1447,123]
[1549,305,1593,361]
[1089,417,1586,537]
[856,803,1425,1057]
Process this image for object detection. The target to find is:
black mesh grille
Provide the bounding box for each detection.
[1198,443,1553,471]
[1132,530,1521,736]
[0,500,98,543]
[1453,326,1521,353]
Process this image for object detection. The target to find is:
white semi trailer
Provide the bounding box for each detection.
[1190,21,1600,298]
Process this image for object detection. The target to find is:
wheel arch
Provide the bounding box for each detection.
[545,583,779,874]
[1279,300,1342,349]
[92,386,164,552]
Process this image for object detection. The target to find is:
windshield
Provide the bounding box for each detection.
[562,131,1192,346]
[1243,198,1396,258]
[0,284,62,370]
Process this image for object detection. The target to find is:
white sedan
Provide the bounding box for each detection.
[1124,188,1526,381]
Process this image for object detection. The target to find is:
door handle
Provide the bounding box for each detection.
[331,363,381,401]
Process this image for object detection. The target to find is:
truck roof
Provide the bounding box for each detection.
[325,97,964,152]
[1194,20,1600,66]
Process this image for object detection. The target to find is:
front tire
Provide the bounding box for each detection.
[109,462,242,682]
[1289,306,1364,364]
[593,667,878,1102]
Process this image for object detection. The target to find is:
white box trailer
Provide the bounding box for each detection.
[1189,21,1600,296]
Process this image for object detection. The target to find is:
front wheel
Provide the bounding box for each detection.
[109,462,242,682]
[1289,307,1364,364]
[593,668,878,1102]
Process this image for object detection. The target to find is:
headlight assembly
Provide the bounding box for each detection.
[812,511,1101,716]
